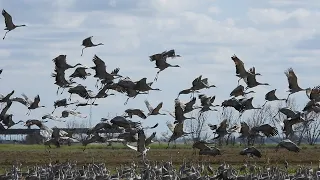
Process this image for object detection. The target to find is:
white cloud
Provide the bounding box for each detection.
[0,0,318,136]
[208,6,221,14]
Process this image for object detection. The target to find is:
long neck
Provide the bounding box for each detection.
[258,82,269,85]
[244,91,254,94]
[169,64,179,67]
[16,25,26,27]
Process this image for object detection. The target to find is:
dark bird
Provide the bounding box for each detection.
[51,68,76,95]
[276,139,300,152]
[305,85,320,102]
[280,118,305,139]
[192,140,221,157]
[238,97,261,117]
[73,102,98,110]
[68,84,91,101]
[212,119,229,140]
[82,133,105,151]
[12,94,45,115]
[144,100,166,116]
[183,97,201,114]
[167,122,192,148]
[52,98,78,113]
[274,107,302,120]
[221,98,243,113]
[69,67,91,80]
[125,129,150,161]
[244,67,269,90]
[124,109,147,119]
[163,49,181,58]
[284,68,306,102]
[191,75,216,91]
[240,146,262,158]
[153,54,180,81]
[251,124,278,137]
[231,54,261,84]
[110,116,141,129]
[134,78,161,92]
[0,90,15,103]
[24,119,48,129]
[52,55,82,72]
[149,50,167,61]
[198,94,219,113]
[177,88,200,98]
[261,89,286,107]
[91,55,121,87]
[81,36,104,56]
[2,9,26,40]
[229,85,255,97]
[169,99,196,124]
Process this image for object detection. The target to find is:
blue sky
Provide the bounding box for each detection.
[0,0,320,137]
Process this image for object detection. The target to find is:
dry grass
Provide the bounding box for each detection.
[0,143,319,170]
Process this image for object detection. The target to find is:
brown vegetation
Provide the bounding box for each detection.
[0,145,319,169]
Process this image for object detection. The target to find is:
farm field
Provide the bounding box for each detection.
[0,143,319,171]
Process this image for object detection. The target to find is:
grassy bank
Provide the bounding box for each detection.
[0,143,318,167]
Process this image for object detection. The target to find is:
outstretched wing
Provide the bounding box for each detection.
[285,68,300,90]
[166,121,175,132]
[2,9,13,28]
[126,143,138,151]
[144,100,154,113]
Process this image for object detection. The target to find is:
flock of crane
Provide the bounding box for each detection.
[1,160,320,179]
[1,8,320,165]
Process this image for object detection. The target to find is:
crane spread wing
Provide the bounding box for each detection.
[21,93,33,105]
[285,68,299,89]
[153,102,163,113]
[144,100,154,113]
[126,144,138,151]
[2,9,13,28]
[166,121,175,132]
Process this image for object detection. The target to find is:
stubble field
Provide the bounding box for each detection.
[0,143,319,172]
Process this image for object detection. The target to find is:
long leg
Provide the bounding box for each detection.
[51,107,57,114]
[124,98,129,105]
[238,112,244,120]
[261,101,268,108]
[95,79,101,88]
[56,87,60,95]
[154,71,160,82]
[166,141,170,149]
[285,93,291,103]
[72,106,78,111]
[81,47,86,56]
[237,78,241,85]
[3,31,9,40]
[60,88,65,94]
[26,109,31,115]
